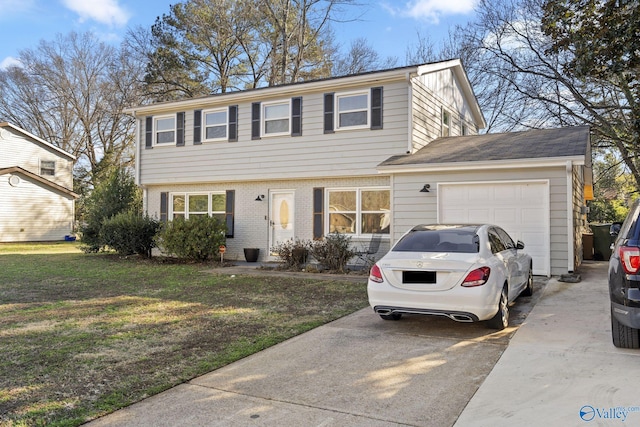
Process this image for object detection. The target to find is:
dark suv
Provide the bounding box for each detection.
[609,199,640,348]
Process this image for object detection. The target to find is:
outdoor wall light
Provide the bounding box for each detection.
[255,195,265,201]
[420,184,430,193]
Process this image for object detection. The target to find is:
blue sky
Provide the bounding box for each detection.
[0,0,478,70]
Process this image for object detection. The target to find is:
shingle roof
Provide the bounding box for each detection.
[379,126,590,167]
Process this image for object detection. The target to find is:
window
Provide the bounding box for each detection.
[488,228,506,253]
[461,123,468,136]
[442,109,450,137]
[40,160,55,176]
[328,188,390,235]
[202,109,227,141]
[263,101,290,136]
[155,115,176,144]
[336,91,369,129]
[171,192,226,221]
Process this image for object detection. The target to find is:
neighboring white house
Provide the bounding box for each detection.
[125,60,591,276]
[0,122,77,242]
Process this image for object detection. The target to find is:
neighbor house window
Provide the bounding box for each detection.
[203,109,228,141]
[155,115,176,144]
[442,109,450,137]
[336,91,369,129]
[327,188,390,235]
[40,160,55,176]
[171,192,226,221]
[263,100,290,136]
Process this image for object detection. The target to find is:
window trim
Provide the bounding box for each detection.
[169,192,226,219]
[154,114,177,145]
[262,99,291,137]
[201,108,228,142]
[40,160,56,177]
[325,187,390,237]
[335,90,370,131]
[441,108,451,137]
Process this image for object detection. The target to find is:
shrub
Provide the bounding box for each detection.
[159,215,227,262]
[101,211,160,258]
[271,239,312,269]
[311,232,356,273]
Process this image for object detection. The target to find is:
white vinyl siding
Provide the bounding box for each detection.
[137,80,411,185]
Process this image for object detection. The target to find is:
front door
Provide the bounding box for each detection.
[269,191,295,255]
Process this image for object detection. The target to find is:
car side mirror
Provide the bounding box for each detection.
[516,240,525,250]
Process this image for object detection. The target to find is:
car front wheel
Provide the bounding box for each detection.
[611,308,640,349]
[487,287,509,330]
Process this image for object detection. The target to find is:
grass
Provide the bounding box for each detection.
[0,242,368,426]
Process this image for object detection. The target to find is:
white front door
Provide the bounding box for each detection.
[269,191,295,254]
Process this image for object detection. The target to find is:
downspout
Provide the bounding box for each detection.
[566,161,575,273]
[406,72,413,154]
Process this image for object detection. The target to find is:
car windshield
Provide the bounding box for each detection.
[393,229,479,253]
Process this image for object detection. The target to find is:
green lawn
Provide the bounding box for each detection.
[0,243,368,427]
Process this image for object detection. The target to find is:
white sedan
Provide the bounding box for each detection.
[367,224,533,330]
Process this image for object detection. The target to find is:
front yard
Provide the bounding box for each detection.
[0,243,368,427]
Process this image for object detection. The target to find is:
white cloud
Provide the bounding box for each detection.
[397,0,478,23]
[61,0,130,27]
[0,56,22,70]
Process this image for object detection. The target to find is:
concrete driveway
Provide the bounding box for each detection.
[88,271,546,426]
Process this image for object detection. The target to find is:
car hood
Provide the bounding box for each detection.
[376,251,481,291]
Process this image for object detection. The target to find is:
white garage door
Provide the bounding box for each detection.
[439,181,550,276]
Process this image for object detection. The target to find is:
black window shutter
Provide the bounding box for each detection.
[291,97,302,136]
[323,93,334,134]
[229,105,238,142]
[176,112,185,146]
[251,102,261,140]
[193,110,202,145]
[160,192,168,222]
[225,190,235,238]
[371,87,383,130]
[313,187,324,240]
[145,116,153,148]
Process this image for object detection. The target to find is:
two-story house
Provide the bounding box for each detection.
[126,59,591,276]
[0,122,78,242]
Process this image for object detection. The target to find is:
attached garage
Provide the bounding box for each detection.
[438,181,550,276]
[379,126,591,276]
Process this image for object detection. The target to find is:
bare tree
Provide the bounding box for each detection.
[333,37,397,76]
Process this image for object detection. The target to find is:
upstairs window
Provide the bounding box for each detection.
[263,101,290,136]
[40,160,55,176]
[336,91,369,129]
[155,115,176,144]
[442,109,450,137]
[203,109,228,141]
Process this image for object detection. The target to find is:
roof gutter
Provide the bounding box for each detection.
[377,156,586,174]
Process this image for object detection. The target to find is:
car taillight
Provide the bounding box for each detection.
[461,266,491,287]
[619,246,640,274]
[369,264,384,283]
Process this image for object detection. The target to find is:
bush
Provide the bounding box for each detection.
[159,215,227,262]
[271,239,312,269]
[310,232,356,273]
[101,211,160,258]
[80,168,141,253]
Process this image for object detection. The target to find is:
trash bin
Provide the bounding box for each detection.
[582,233,594,260]
[591,224,613,261]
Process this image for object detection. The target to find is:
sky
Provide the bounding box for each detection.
[0,0,479,70]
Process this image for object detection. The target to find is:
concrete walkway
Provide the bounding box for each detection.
[88,261,640,426]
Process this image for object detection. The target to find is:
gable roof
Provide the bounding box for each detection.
[0,166,78,198]
[0,122,76,161]
[378,126,590,171]
[124,59,485,127]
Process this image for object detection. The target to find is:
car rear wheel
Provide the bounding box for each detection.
[521,267,533,297]
[487,287,509,330]
[380,313,402,321]
[611,308,640,349]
